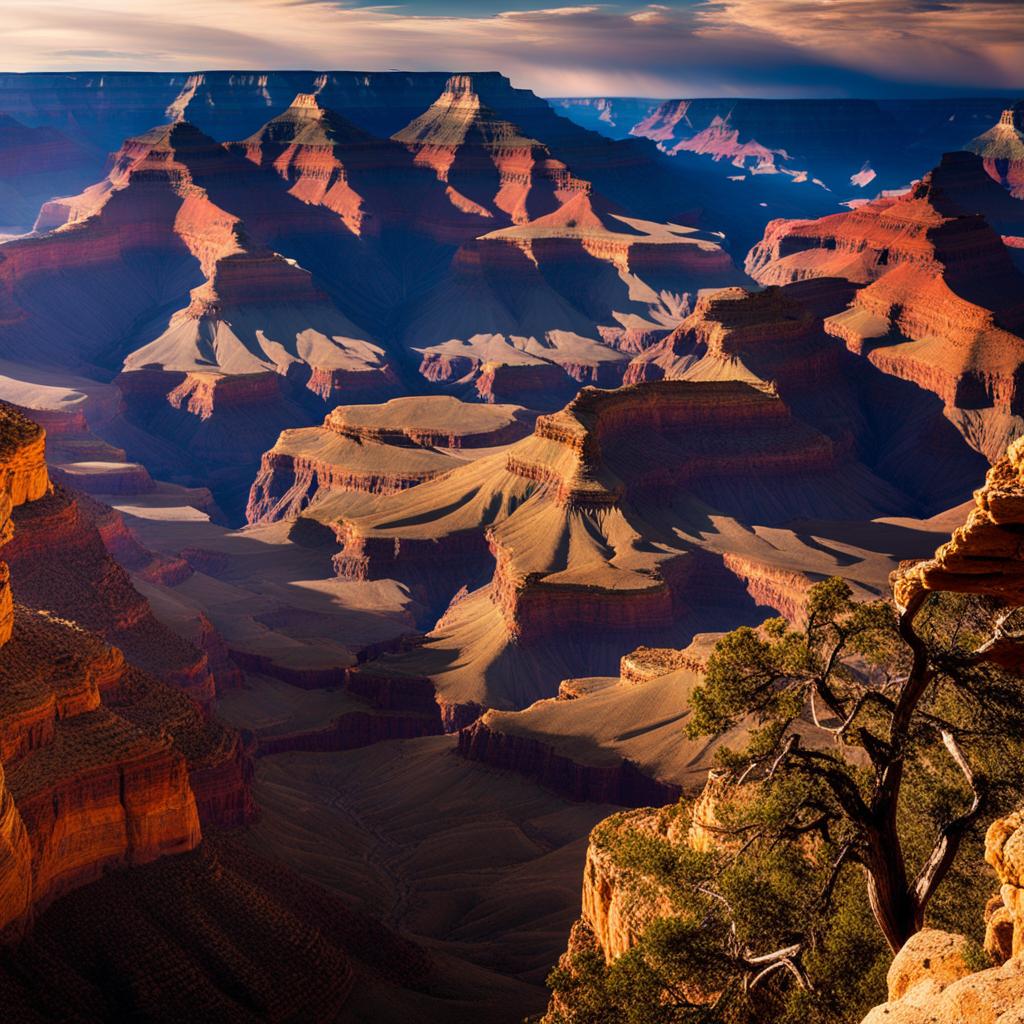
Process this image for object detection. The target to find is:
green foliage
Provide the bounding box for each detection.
[547,579,1024,1024]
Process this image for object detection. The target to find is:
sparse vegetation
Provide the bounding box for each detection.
[546,579,1024,1022]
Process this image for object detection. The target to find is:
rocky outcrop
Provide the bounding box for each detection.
[859,873,1024,1023]
[746,153,1024,462]
[967,106,1024,200]
[894,435,1024,608]
[340,377,909,724]
[122,250,396,407]
[455,633,720,803]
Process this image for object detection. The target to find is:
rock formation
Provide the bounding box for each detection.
[338,378,917,727]
[626,282,988,510]
[966,105,1024,200]
[392,74,591,227]
[0,403,258,939]
[247,396,529,524]
[746,153,1024,462]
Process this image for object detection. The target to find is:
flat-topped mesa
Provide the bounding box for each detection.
[894,434,1024,611]
[324,395,530,449]
[966,105,1024,198]
[247,396,527,524]
[507,379,839,508]
[392,74,591,224]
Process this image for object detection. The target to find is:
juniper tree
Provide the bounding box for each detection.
[687,577,1024,954]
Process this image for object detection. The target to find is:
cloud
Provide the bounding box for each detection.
[2,0,1022,96]
[698,0,1024,88]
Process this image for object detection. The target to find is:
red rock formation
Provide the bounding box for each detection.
[745,153,1024,462]
[5,486,216,705]
[340,378,903,729]
[966,106,1024,199]
[234,91,467,243]
[0,405,255,937]
[392,74,590,227]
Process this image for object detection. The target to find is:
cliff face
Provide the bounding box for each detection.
[0,404,216,938]
[966,107,1024,200]
[745,153,1024,463]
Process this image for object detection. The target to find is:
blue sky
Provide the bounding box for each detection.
[5,0,1023,97]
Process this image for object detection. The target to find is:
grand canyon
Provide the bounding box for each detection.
[0,3,1023,1021]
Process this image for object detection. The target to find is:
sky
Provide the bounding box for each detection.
[3,0,1023,98]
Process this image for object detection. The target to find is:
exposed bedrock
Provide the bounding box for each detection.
[744,153,1024,464]
[5,486,216,705]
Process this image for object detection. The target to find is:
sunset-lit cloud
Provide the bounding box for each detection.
[2,0,1022,96]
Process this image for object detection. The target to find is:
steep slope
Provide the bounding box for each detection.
[121,248,397,405]
[966,105,1024,199]
[626,283,989,510]
[337,379,914,726]
[746,153,1024,461]
[0,402,254,938]
[392,75,591,228]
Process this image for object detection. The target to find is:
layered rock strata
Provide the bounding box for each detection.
[246,396,527,524]
[0,404,239,938]
[746,153,1024,462]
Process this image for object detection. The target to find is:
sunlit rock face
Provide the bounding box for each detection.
[967,106,1024,199]
[747,153,1024,463]
[0,403,263,938]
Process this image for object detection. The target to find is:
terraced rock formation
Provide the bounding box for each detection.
[747,153,1024,462]
[0,403,256,939]
[626,282,988,510]
[248,396,530,524]
[337,378,922,727]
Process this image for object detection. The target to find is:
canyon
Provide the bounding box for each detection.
[1,68,1024,1023]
